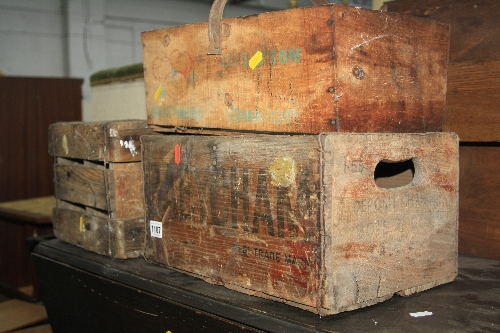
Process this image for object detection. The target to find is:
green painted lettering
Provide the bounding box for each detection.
[151,107,160,118]
[257,51,266,67]
[272,110,283,124]
[289,48,300,63]
[241,110,253,122]
[284,110,293,125]
[242,52,249,66]
[188,70,196,84]
[165,107,172,118]
[231,109,240,122]
[270,49,277,66]
[254,110,263,122]
[280,49,288,65]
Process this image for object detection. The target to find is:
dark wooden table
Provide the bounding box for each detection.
[0,196,55,296]
[33,239,500,333]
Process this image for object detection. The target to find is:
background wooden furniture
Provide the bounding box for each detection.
[0,76,81,296]
[458,145,500,259]
[0,197,55,298]
[0,299,48,333]
[33,239,500,333]
[0,76,83,203]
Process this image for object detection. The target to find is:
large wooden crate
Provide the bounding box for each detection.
[49,120,155,258]
[141,132,459,315]
[141,4,450,134]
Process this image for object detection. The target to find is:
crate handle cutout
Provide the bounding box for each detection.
[374,158,421,189]
[207,0,329,55]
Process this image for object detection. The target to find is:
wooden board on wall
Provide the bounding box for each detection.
[458,145,500,260]
[0,77,83,203]
[445,59,500,142]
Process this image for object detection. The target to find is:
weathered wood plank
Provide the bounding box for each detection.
[52,202,109,256]
[382,0,500,63]
[444,59,500,142]
[0,299,48,332]
[49,120,154,162]
[106,162,145,220]
[333,7,448,133]
[53,200,144,259]
[49,121,106,161]
[54,164,108,211]
[142,5,449,134]
[141,132,459,315]
[52,159,146,219]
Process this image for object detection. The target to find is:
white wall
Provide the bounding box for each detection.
[0,0,67,77]
[91,79,147,121]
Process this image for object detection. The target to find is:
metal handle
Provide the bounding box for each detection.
[207,0,329,55]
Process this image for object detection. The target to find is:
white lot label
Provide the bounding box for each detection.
[150,220,163,238]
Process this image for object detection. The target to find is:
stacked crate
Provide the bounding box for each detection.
[49,120,155,259]
[138,3,458,315]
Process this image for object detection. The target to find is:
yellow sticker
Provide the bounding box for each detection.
[269,156,296,187]
[62,134,69,155]
[249,51,263,70]
[79,216,84,232]
[154,86,163,101]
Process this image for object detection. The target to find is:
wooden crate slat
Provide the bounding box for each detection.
[54,164,108,211]
[107,162,145,220]
[49,120,155,162]
[53,201,144,259]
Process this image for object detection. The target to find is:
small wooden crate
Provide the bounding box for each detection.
[49,120,155,258]
[141,132,459,315]
[142,4,450,134]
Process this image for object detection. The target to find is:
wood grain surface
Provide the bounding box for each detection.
[49,120,154,162]
[458,145,500,260]
[384,0,500,141]
[49,121,150,258]
[141,132,459,315]
[142,5,449,134]
[52,200,144,259]
[0,299,47,332]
